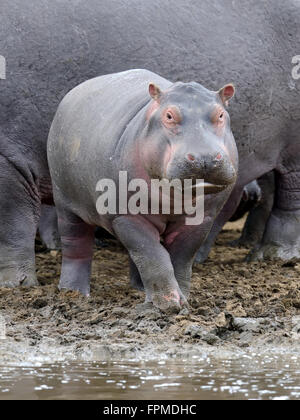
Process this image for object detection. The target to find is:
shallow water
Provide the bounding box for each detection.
[0,353,300,400]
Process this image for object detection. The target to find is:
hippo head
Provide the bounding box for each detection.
[141,80,238,194]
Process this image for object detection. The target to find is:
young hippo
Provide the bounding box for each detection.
[47,69,237,312]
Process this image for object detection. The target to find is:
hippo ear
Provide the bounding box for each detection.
[218,84,235,106]
[149,83,162,101]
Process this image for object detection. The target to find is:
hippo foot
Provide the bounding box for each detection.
[246,243,300,262]
[58,280,90,297]
[0,267,38,288]
[247,208,300,261]
[229,237,255,249]
[95,238,109,249]
[42,236,61,251]
[135,301,160,314]
[58,259,91,297]
[146,289,187,314]
[229,224,265,249]
[194,245,211,264]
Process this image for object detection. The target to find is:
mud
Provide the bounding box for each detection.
[1,218,300,364]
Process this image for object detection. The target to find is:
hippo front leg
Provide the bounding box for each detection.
[113,216,187,313]
[165,218,215,298]
[0,155,40,288]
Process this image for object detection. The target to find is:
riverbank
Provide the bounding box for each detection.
[1,220,300,364]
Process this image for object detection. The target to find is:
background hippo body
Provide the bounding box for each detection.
[0,0,299,287]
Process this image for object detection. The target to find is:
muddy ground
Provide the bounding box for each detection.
[1,219,300,363]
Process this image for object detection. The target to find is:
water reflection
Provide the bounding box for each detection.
[0,354,300,400]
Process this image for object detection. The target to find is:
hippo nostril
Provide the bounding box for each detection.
[187,153,195,162]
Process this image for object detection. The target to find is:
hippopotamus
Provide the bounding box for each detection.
[38,205,61,250]
[47,69,237,311]
[230,172,275,251]
[230,180,262,223]
[0,0,299,290]
[38,206,112,250]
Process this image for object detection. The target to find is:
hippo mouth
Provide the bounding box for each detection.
[183,181,228,195]
[197,181,227,195]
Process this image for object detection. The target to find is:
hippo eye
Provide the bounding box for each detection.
[219,113,224,120]
[162,106,181,128]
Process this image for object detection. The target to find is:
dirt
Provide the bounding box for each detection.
[1,218,300,364]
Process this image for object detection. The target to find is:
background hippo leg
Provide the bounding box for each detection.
[0,156,39,287]
[194,186,244,264]
[38,205,61,250]
[232,172,275,248]
[94,227,115,249]
[129,257,144,291]
[248,168,300,261]
[113,216,187,313]
[57,208,95,296]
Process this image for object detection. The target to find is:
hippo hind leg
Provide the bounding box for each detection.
[248,167,300,261]
[38,205,61,250]
[56,207,95,296]
[129,256,144,291]
[232,172,275,248]
[0,155,40,287]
